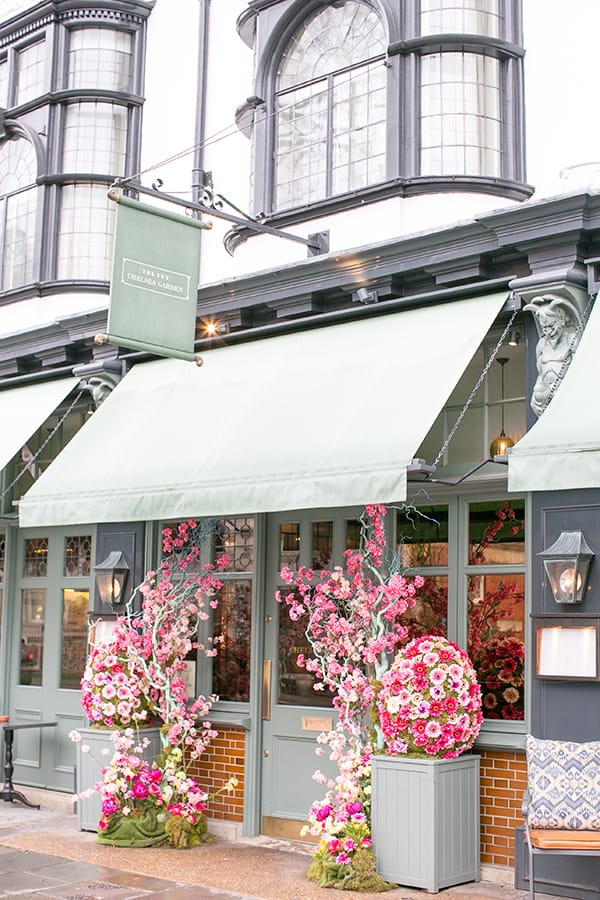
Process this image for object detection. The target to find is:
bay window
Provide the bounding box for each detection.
[244,0,527,221]
[0,6,148,294]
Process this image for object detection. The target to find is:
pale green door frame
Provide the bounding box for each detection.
[8,525,95,793]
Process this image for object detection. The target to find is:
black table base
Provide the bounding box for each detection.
[1,720,57,808]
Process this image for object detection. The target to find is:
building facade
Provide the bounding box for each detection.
[1,1,600,894]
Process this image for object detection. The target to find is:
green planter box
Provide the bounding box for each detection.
[371,754,480,893]
[75,725,162,832]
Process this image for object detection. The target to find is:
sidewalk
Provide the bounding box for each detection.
[0,791,555,900]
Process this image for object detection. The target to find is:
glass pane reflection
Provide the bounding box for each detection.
[61,589,89,689]
[278,590,333,708]
[468,572,525,720]
[212,579,252,701]
[20,589,45,686]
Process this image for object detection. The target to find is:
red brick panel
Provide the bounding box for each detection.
[479,749,527,867]
[187,727,245,821]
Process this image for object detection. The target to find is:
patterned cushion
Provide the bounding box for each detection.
[526,735,600,830]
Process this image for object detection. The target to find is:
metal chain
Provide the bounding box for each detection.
[0,388,85,505]
[432,305,519,468]
[538,291,595,414]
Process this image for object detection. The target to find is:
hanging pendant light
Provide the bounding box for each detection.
[490,357,515,458]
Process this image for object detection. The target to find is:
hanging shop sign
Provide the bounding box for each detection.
[98,191,211,364]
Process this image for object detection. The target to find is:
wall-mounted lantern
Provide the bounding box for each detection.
[538,530,594,605]
[94,550,130,607]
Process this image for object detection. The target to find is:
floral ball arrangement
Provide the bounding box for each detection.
[376,635,483,758]
[80,640,155,729]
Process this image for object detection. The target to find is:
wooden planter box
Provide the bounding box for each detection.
[75,725,162,832]
[371,754,480,893]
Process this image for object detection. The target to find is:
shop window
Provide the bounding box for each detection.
[163,518,255,707]
[396,497,526,730]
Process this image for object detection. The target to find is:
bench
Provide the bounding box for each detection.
[523,735,600,900]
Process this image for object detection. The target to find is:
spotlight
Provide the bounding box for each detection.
[508,330,520,347]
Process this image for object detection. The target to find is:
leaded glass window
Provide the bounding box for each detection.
[62,102,128,175]
[420,52,501,177]
[57,183,115,280]
[64,535,92,577]
[215,518,254,573]
[274,0,386,211]
[0,138,38,290]
[15,39,46,105]
[67,28,132,92]
[420,0,502,37]
[23,537,48,577]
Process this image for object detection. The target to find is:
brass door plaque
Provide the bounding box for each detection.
[302,716,332,732]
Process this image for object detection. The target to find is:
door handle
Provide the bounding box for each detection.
[262,659,271,720]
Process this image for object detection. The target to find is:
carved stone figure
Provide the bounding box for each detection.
[524,295,581,417]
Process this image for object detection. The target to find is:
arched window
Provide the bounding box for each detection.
[244,0,528,224]
[273,1,386,211]
[0,138,38,290]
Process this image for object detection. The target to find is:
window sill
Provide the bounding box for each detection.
[475,721,526,753]
[225,176,534,252]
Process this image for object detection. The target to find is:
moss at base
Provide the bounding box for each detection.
[308,848,393,892]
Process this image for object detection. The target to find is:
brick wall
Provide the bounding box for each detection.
[479,749,527,867]
[188,735,525,866]
[187,727,245,821]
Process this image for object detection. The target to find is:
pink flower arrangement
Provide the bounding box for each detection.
[74,520,237,847]
[78,729,238,849]
[80,638,155,729]
[377,634,483,758]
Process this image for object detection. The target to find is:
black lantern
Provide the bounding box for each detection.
[538,530,594,605]
[94,550,130,607]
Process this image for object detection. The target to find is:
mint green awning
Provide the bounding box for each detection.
[0,377,79,474]
[509,296,600,492]
[19,292,507,527]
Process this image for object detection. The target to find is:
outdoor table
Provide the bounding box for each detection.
[1,719,57,808]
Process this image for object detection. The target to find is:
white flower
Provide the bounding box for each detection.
[122,805,131,816]
[68,730,81,743]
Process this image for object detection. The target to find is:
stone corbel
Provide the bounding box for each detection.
[73,360,123,410]
[510,274,589,417]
